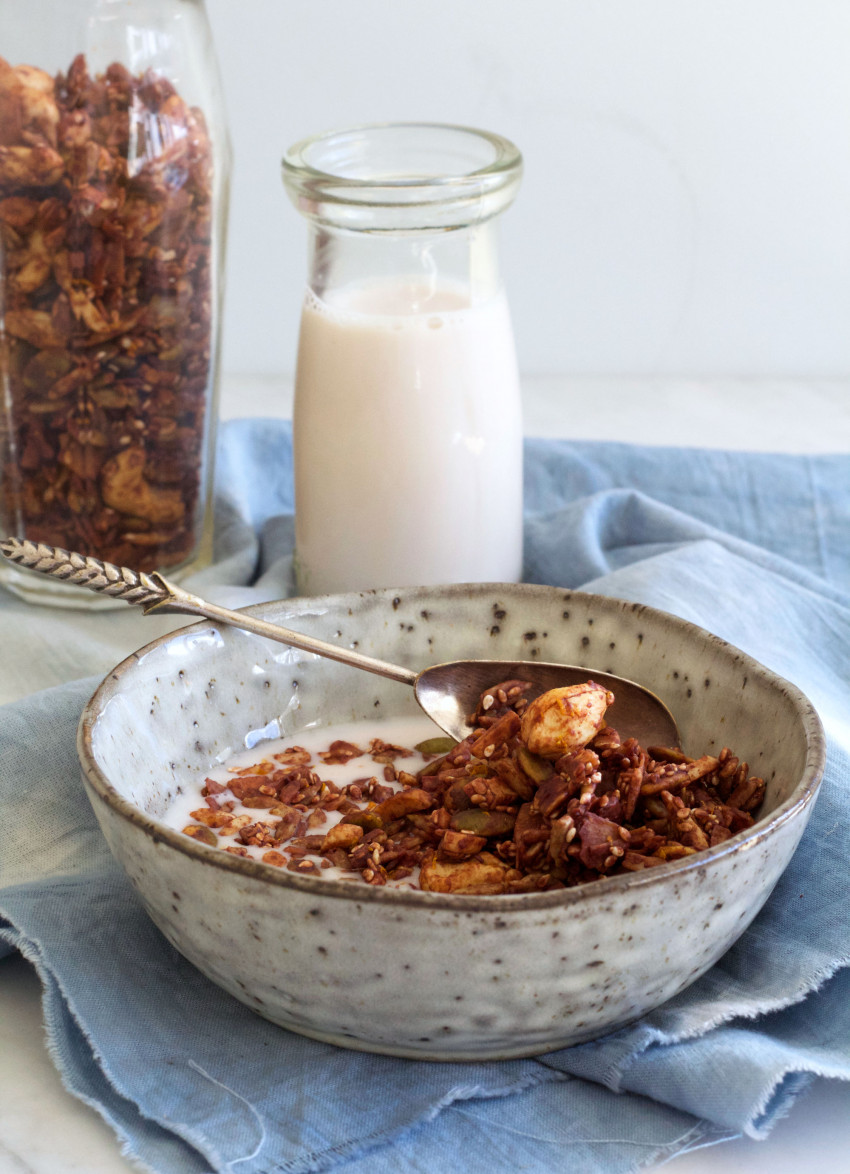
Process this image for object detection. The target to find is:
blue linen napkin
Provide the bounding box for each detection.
[1,418,849,1174]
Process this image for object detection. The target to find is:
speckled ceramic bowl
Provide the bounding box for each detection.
[78,584,825,1060]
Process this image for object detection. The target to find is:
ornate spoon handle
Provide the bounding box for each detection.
[1,537,167,607]
[0,537,416,686]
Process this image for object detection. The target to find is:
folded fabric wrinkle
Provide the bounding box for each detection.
[0,419,848,1174]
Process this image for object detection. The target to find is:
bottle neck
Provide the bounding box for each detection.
[306,220,503,312]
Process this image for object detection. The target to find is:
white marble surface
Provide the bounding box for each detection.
[1,374,848,1174]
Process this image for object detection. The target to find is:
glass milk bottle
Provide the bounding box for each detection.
[282,123,523,595]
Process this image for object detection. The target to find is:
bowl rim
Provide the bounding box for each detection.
[77,583,827,913]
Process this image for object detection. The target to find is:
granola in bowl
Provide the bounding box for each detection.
[172,678,765,894]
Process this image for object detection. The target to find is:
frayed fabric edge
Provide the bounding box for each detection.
[0,917,229,1174]
[600,952,850,1093]
[744,1067,848,1140]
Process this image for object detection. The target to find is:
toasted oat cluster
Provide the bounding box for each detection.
[0,53,213,570]
[179,680,766,895]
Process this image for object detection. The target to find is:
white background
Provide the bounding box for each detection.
[3,7,850,1171]
[204,0,850,381]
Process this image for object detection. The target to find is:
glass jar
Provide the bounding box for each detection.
[282,122,523,596]
[0,0,229,605]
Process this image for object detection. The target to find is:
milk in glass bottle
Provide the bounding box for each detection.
[282,123,523,595]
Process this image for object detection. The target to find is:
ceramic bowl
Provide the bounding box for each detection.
[77,584,825,1060]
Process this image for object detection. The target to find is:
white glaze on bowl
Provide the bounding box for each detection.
[77,584,825,1060]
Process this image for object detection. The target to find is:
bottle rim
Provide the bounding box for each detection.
[282,122,523,232]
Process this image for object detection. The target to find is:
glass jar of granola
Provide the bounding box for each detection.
[282,123,524,596]
[0,0,229,605]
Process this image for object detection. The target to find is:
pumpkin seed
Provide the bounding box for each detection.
[414,736,457,756]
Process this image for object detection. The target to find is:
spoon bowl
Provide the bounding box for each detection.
[1,538,680,748]
[415,659,678,745]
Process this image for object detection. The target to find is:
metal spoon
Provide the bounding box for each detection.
[1,537,679,746]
